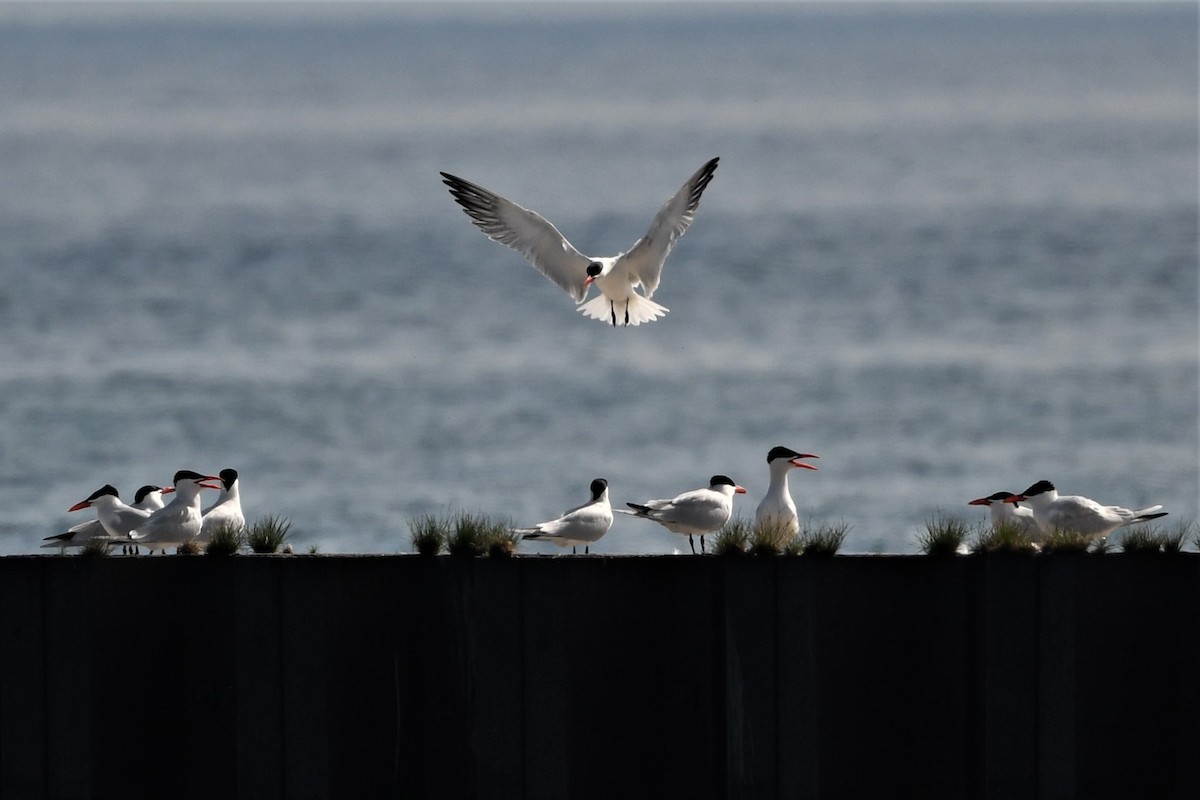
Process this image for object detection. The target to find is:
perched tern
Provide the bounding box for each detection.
[440,157,719,326]
[620,474,746,554]
[44,484,135,551]
[754,446,819,537]
[198,468,246,546]
[125,484,175,554]
[1005,480,1167,542]
[516,478,613,555]
[129,470,222,554]
[43,484,160,552]
[968,491,1042,541]
[133,484,173,512]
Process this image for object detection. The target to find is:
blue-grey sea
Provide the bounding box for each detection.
[1,2,1196,555]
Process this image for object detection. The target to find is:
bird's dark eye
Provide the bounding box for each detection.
[586,262,602,277]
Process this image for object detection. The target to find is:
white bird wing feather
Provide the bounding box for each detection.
[106,505,153,537]
[622,157,719,298]
[441,172,593,302]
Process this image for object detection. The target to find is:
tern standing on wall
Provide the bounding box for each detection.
[198,468,246,546]
[1005,480,1167,543]
[129,470,222,554]
[754,446,819,537]
[620,474,747,554]
[516,478,613,554]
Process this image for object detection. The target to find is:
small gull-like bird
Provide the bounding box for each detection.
[516,478,613,555]
[754,446,819,537]
[620,474,746,554]
[1004,480,1167,543]
[440,157,719,326]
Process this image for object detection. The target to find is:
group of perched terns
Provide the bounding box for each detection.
[515,448,1169,555]
[44,160,1169,556]
[519,446,817,555]
[44,469,243,554]
[46,455,1167,556]
[968,481,1167,546]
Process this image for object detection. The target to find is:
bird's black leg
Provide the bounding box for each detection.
[624,301,630,326]
[701,534,707,554]
[689,535,696,555]
[585,545,590,555]
[572,546,577,554]
[610,301,617,326]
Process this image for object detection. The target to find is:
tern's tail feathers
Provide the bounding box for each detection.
[623,503,653,517]
[1130,510,1168,525]
[578,294,668,327]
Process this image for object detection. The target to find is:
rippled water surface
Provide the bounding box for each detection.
[1,2,1196,554]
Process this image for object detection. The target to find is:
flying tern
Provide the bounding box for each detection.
[441,157,719,326]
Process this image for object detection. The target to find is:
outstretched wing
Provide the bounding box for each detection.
[622,157,719,298]
[441,172,594,302]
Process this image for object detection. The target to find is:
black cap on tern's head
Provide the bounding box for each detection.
[1004,480,1055,505]
[134,485,162,504]
[968,491,1013,507]
[586,262,603,277]
[709,475,748,494]
[589,478,608,500]
[69,484,118,512]
[1020,480,1055,498]
[174,470,206,485]
[767,445,820,469]
[219,468,239,490]
[767,446,803,463]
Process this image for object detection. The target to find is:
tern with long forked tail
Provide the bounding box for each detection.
[441,157,718,326]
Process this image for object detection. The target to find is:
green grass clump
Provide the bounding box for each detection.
[801,522,851,557]
[447,512,489,557]
[177,539,201,555]
[750,521,794,557]
[247,515,292,554]
[481,519,520,558]
[79,538,114,558]
[1120,527,1162,554]
[204,524,244,556]
[781,534,805,557]
[972,521,1035,554]
[1158,520,1194,554]
[711,519,751,557]
[409,513,449,556]
[918,515,971,556]
[1040,528,1093,554]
